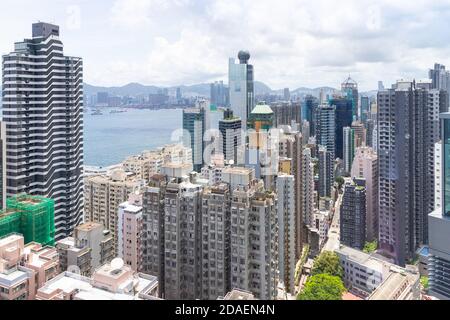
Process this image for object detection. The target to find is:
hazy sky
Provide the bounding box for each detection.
[2,0,450,91]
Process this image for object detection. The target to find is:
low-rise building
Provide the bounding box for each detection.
[336,245,420,300]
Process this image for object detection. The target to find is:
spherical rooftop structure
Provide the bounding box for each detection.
[238,50,250,64]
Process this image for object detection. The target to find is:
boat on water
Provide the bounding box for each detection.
[110,109,127,114]
[91,109,103,116]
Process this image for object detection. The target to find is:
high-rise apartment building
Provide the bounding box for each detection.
[229,51,254,130]
[163,179,203,300]
[378,80,440,266]
[276,174,296,294]
[118,195,144,273]
[271,102,301,127]
[201,183,231,300]
[318,146,334,198]
[84,169,143,254]
[340,178,366,250]
[343,127,355,174]
[2,22,84,240]
[0,122,5,210]
[351,147,378,242]
[428,112,450,300]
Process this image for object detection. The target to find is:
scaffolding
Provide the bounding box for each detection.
[0,194,55,246]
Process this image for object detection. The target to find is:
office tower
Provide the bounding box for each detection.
[340,178,366,250]
[315,104,336,159]
[330,96,353,159]
[84,169,143,254]
[0,194,55,246]
[341,76,358,120]
[343,127,355,174]
[270,102,301,127]
[378,80,440,266]
[201,183,231,300]
[229,50,254,130]
[219,109,242,164]
[366,119,375,148]
[428,113,450,299]
[56,222,114,276]
[276,174,296,294]
[97,92,109,105]
[304,95,319,136]
[142,174,166,298]
[318,146,333,198]
[2,22,84,241]
[0,122,5,209]
[283,88,290,101]
[360,96,370,124]
[176,87,182,102]
[163,179,203,300]
[211,81,227,108]
[118,195,144,272]
[183,106,206,172]
[351,147,378,242]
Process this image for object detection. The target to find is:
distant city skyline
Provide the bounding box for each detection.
[1,0,450,91]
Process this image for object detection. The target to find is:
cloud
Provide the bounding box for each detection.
[96,0,450,90]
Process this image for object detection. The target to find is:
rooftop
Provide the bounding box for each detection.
[251,104,273,115]
[76,222,103,233]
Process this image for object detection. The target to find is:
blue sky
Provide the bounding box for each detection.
[2,0,450,91]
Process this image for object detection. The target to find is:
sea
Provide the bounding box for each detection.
[84,108,223,167]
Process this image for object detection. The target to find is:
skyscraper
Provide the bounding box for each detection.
[2,22,84,240]
[428,113,450,300]
[330,96,353,160]
[360,96,370,124]
[210,81,227,108]
[283,88,290,101]
[0,122,5,209]
[378,80,440,266]
[229,51,254,130]
[303,95,319,136]
[340,178,366,250]
[183,106,206,172]
[351,147,378,242]
[429,63,450,112]
[343,127,355,174]
[318,146,333,198]
[315,104,336,159]
[341,76,358,120]
[219,109,242,164]
[276,174,296,294]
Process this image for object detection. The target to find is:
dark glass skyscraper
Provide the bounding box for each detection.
[330,97,353,160]
[304,95,319,136]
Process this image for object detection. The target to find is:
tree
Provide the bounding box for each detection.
[297,274,345,300]
[420,276,429,291]
[363,240,378,254]
[311,251,344,279]
[335,176,344,189]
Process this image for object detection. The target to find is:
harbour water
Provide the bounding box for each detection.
[84,108,223,167]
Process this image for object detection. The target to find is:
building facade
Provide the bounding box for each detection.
[2,22,84,240]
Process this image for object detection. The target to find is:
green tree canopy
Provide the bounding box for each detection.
[363,240,378,254]
[297,274,345,300]
[335,176,344,189]
[311,251,344,279]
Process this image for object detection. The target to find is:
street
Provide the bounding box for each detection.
[322,193,342,252]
